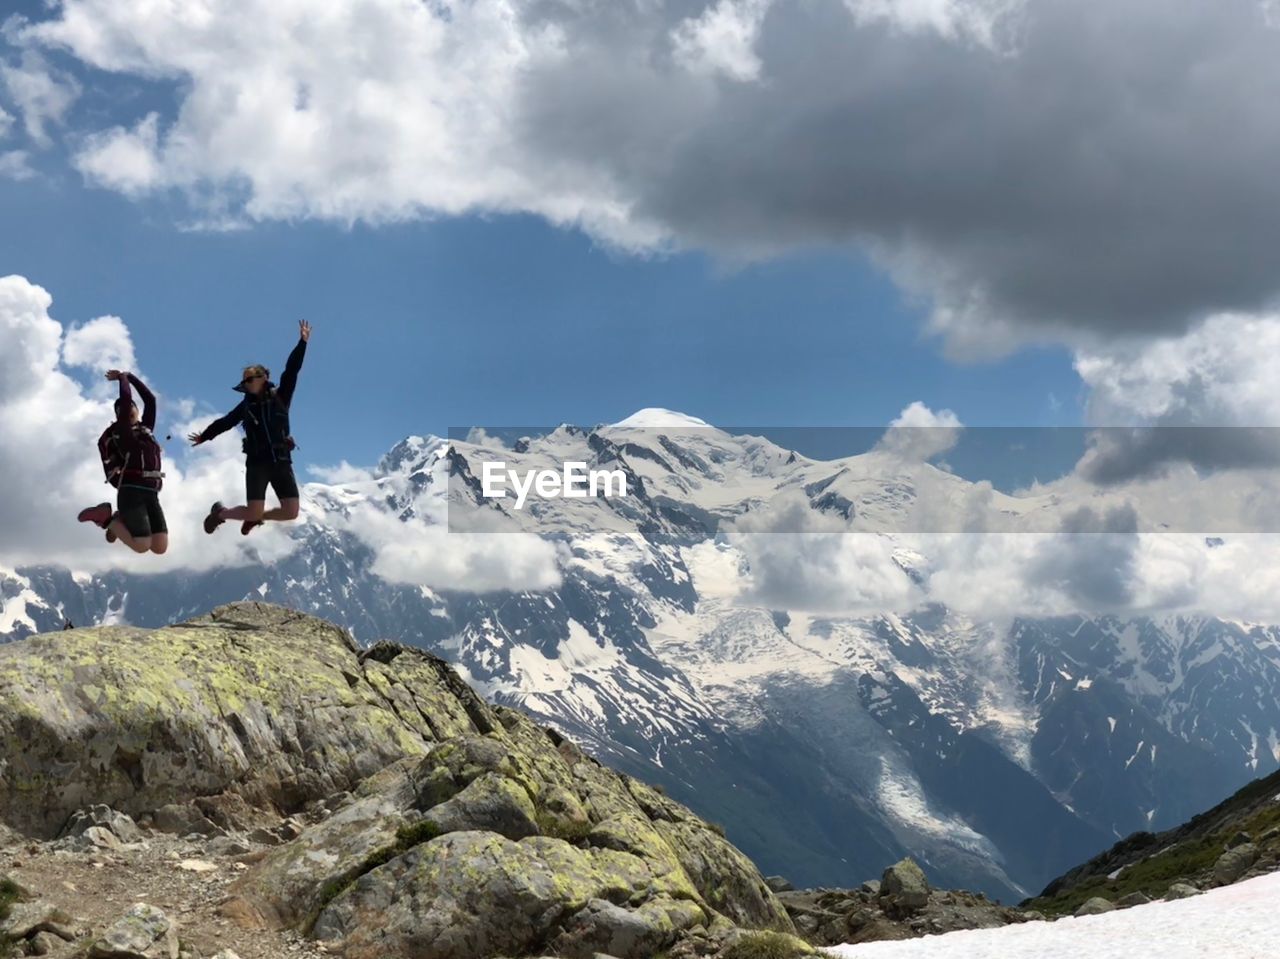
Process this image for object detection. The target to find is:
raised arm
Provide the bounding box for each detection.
[276,319,310,407]
[126,373,156,430]
[115,372,133,426]
[188,401,245,445]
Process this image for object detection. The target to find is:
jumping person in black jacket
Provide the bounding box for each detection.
[189,320,311,535]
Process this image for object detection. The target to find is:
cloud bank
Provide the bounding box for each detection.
[8,0,1280,351]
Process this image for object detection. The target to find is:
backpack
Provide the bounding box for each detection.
[99,422,164,488]
[241,388,298,460]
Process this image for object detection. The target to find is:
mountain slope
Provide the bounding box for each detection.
[1027,763,1280,915]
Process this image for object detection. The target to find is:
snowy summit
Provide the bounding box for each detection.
[611,408,714,429]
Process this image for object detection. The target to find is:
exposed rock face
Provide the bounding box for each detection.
[0,603,793,959]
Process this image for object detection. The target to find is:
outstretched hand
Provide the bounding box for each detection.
[187,432,204,446]
[105,369,124,381]
[299,319,312,342]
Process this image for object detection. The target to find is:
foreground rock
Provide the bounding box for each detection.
[0,603,792,959]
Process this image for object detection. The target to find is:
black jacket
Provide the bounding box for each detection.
[198,338,306,464]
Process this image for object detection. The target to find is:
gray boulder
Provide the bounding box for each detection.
[61,805,142,845]
[880,858,930,913]
[1213,843,1258,885]
[1164,882,1201,900]
[1116,891,1152,908]
[765,876,794,893]
[89,903,179,959]
[1074,897,1115,917]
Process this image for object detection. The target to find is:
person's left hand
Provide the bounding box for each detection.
[299,319,312,342]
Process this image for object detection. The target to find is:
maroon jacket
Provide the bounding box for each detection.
[98,373,164,491]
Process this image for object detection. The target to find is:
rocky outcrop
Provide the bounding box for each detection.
[0,603,793,959]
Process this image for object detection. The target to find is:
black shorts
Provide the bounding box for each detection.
[246,460,300,502]
[117,485,167,538]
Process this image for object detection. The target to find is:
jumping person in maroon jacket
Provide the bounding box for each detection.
[189,320,311,535]
[77,369,169,554]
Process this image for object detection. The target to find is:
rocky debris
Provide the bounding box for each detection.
[776,859,1029,949]
[1073,897,1115,917]
[1164,882,1202,900]
[764,876,794,893]
[89,903,179,958]
[1213,842,1259,885]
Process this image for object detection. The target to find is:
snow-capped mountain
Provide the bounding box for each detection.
[4,411,1280,901]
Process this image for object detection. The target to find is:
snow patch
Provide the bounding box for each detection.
[829,871,1280,959]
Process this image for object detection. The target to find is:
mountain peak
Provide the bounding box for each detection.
[611,408,714,429]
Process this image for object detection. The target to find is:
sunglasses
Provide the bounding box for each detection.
[241,374,266,385]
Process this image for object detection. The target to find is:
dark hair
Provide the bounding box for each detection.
[114,398,138,416]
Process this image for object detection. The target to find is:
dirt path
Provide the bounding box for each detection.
[2,830,327,959]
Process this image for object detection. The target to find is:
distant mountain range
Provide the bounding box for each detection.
[5,410,1279,901]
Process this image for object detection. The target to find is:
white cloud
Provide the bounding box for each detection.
[0,50,79,147]
[74,113,161,196]
[845,0,1025,50]
[463,427,510,451]
[875,400,963,462]
[0,150,34,180]
[359,508,563,594]
[306,460,375,485]
[1075,312,1280,426]
[672,0,773,82]
[726,491,921,614]
[62,314,137,374]
[0,104,12,138]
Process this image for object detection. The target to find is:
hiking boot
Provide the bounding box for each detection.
[78,502,113,528]
[204,501,226,534]
[241,519,264,536]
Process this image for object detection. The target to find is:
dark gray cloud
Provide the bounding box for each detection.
[1077,427,1280,485]
[1028,505,1140,609]
[518,0,1280,350]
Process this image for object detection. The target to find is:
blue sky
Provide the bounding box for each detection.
[1,99,1082,475]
